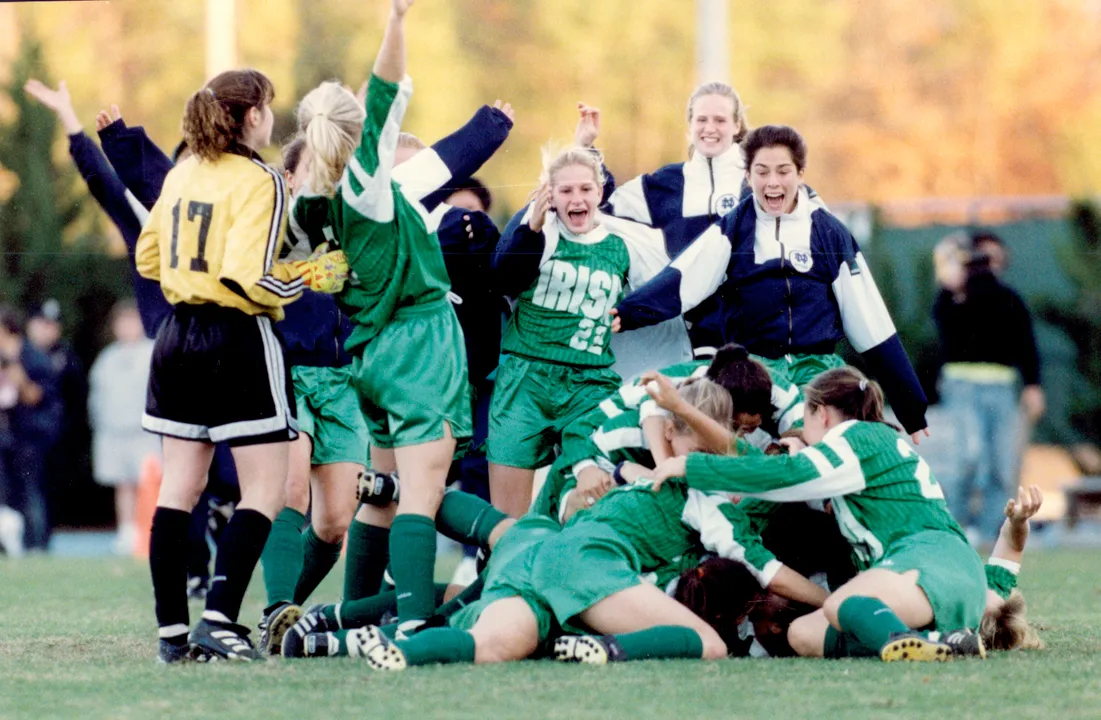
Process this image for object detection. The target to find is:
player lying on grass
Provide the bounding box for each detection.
[981,484,1044,651]
[650,366,988,662]
[284,378,827,666]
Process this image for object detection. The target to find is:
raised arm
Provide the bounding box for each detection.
[398,101,514,211]
[97,114,174,210]
[492,190,552,298]
[373,0,411,84]
[612,223,730,332]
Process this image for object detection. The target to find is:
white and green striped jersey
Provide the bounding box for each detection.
[985,558,1019,600]
[684,420,968,570]
[569,479,782,589]
[592,357,804,441]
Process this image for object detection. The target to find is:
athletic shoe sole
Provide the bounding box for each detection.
[880,636,952,662]
[553,636,609,665]
[260,604,302,656]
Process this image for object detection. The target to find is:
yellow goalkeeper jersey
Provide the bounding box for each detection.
[136,152,303,319]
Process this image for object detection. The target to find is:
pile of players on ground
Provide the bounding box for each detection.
[26,0,1043,667]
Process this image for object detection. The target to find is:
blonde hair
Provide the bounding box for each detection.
[980,590,1044,652]
[296,81,366,196]
[686,82,749,158]
[539,144,605,188]
[672,378,734,435]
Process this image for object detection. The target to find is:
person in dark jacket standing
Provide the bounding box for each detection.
[932,231,1044,544]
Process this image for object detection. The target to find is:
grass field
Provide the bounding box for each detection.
[1,549,1099,720]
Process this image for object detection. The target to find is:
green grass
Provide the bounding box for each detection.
[1,549,1099,720]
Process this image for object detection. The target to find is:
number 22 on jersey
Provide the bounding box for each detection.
[896,439,944,500]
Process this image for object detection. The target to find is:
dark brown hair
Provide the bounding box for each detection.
[803,367,885,423]
[706,344,774,419]
[674,558,764,653]
[182,69,275,162]
[281,135,307,174]
[742,125,808,173]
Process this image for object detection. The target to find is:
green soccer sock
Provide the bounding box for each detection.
[396,628,477,666]
[434,575,486,618]
[339,585,449,628]
[823,625,878,658]
[435,489,509,548]
[293,525,343,606]
[835,596,910,656]
[611,626,704,661]
[260,508,306,609]
[343,520,390,602]
[390,514,439,626]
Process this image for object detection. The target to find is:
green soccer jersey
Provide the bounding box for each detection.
[684,419,970,570]
[565,479,781,589]
[502,224,630,368]
[290,74,452,354]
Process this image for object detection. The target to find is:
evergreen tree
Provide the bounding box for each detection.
[1040,201,1101,441]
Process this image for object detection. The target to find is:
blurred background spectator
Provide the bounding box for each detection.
[87,299,157,555]
[932,231,1045,545]
[0,304,61,553]
[26,298,90,538]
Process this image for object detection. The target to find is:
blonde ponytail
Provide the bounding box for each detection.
[296,82,366,196]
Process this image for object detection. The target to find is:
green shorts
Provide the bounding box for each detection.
[292,365,369,466]
[529,521,642,634]
[448,515,561,643]
[875,530,986,631]
[351,300,473,449]
[487,354,621,469]
[756,353,846,389]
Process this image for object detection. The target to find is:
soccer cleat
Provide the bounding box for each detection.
[282,604,341,657]
[357,469,399,507]
[553,635,627,665]
[189,620,264,662]
[941,628,987,659]
[345,625,407,670]
[881,628,985,662]
[157,639,192,664]
[258,602,302,656]
[283,630,341,659]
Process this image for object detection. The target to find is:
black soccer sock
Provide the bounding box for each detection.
[204,508,272,625]
[149,507,193,644]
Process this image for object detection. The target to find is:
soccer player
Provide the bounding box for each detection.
[290,0,514,634]
[649,367,986,662]
[488,132,677,517]
[612,125,929,444]
[603,82,750,355]
[255,136,367,654]
[134,69,344,662]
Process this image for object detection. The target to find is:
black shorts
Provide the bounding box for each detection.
[143,304,298,447]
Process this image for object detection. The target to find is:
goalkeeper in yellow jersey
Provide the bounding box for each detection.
[135,69,346,663]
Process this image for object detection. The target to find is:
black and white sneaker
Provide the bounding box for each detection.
[189,619,264,662]
[348,626,406,670]
[553,635,627,665]
[880,628,985,662]
[257,602,302,656]
[357,469,399,507]
[283,630,342,659]
[282,604,341,657]
[157,639,192,664]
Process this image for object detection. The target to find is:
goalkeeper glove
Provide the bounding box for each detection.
[292,243,349,294]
